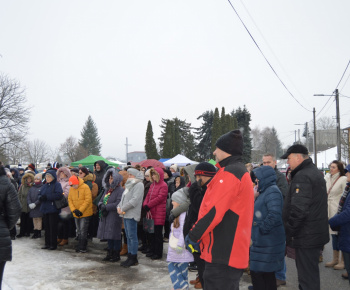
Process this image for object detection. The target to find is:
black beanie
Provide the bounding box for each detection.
[163,168,173,178]
[194,162,217,177]
[215,130,243,156]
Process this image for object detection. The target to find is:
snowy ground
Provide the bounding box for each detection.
[3,232,251,290]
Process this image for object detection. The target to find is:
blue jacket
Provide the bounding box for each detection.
[250,166,285,272]
[39,170,63,214]
[329,183,350,253]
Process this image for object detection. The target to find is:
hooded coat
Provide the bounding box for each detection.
[27,183,43,218]
[97,168,124,240]
[0,174,21,261]
[39,170,64,214]
[143,168,168,225]
[83,173,99,213]
[18,172,35,213]
[118,170,144,222]
[68,177,93,218]
[56,167,72,216]
[10,168,20,186]
[250,166,285,272]
[94,160,107,190]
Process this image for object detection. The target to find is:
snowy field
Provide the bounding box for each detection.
[3,234,251,290]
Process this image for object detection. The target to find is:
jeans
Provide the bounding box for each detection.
[275,257,286,281]
[74,217,90,240]
[331,234,340,251]
[108,239,121,251]
[124,218,138,255]
[343,251,350,285]
[168,262,189,290]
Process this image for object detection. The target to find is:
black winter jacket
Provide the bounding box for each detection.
[283,158,329,248]
[0,175,22,261]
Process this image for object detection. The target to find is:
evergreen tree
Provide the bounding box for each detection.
[79,115,102,156]
[211,108,221,152]
[145,120,160,159]
[220,107,227,134]
[195,110,214,160]
[161,119,174,158]
[232,106,252,163]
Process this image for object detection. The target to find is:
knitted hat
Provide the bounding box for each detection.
[28,163,35,171]
[170,164,178,172]
[194,162,217,177]
[52,161,60,169]
[171,188,188,204]
[163,168,173,178]
[127,168,139,177]
[34,173,42,180]
[69,175,79,185]
[215,130,243,156]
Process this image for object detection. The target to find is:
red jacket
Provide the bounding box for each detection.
[143,168,168,225]
[189,155,254,269]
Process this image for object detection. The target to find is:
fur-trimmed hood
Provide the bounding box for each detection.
[102,168,123,190]
[149,167,165,184]
[21,172,35,188]
[83,173,94,183]
[57,167,72,182]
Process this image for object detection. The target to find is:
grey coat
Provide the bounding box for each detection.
[27,183,43,218]
[97,168,124,240]
[0,175,22,261]
[118,171,144,222]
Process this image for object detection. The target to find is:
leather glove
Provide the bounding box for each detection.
[144,205,150,212]
[185,234,200,254]
[73,209,83,217]
[29,203,36,210]
[169,213,175,224]
[175,246,183,254]
[100,204,106,212]
[39,195,47,202]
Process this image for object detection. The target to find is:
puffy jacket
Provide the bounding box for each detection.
[0,174,22,261]
[329,183,350,253]
[56,167,72,216]
[18,172,34,213]
[250,166,285,272]
[283,158,329,248]
[68,177,93,218]
[39,170,64,214]
[189,155,254,269]
[27,183,43,218]
[143,168,168,225]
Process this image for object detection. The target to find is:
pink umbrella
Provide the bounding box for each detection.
[139,159,165,169]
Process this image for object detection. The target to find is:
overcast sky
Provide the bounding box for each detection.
[1,1,350,161]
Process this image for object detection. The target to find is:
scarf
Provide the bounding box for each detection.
[337,182,350,214]
[99,188,113,218]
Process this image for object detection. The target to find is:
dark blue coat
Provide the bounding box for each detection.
[27,183,43,218]
[250,166,285,272]
[329,183,350,253]
[39,170,63,214]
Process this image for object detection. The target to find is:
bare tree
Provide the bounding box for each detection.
[59,136,88,163]
[7,135,27,165]
[25,139,50,166]
[317,116,336,130]
[0,74,30,149]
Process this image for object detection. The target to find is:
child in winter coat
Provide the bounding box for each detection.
[27,174,43,239]
[167,188,194,290]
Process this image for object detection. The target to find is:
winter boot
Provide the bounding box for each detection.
[120,253,131,267]
[37,230,41,238]
[334,252,345,270]
[57,238,63,244]
[325,250,339,267]
[122,254,138,268]
[110,250,121,262]
[31,230,38,239]
[58,239,68,246]
[102,249,112,261]
[79,239,88,253]
[120,244,128,256]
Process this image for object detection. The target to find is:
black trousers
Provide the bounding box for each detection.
[44,213,59,248]
[0,261,5,290]
[87,213,99,238]
[203,262,243,290]
[250,271,277,290]
[150,225,163,257]
[164,219,170,239]
[295,247,322,290]
[19,212,32,235]
[193,252,206,288]
[57,216,71,240]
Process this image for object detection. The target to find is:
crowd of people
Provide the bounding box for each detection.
[0,129,349,290]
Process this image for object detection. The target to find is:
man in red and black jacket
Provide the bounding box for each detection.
[186,130,254,290]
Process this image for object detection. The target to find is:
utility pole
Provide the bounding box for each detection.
[313,107,317,167]
[305,122,309,151]
[335,89,341,161]
[125,138,132,162]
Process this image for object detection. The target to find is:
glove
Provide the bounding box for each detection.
[169,213,175,224]
[29,203,36,210]
[39,195,47,202]
[99,204,106,212]
[144,205,150,212]
[73,209,83,217]
[185,234,200,254]
[175,246,183,254]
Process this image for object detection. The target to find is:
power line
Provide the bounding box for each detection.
[226,0,312,113]
[316,95,333,117]
[335,60,350,90]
